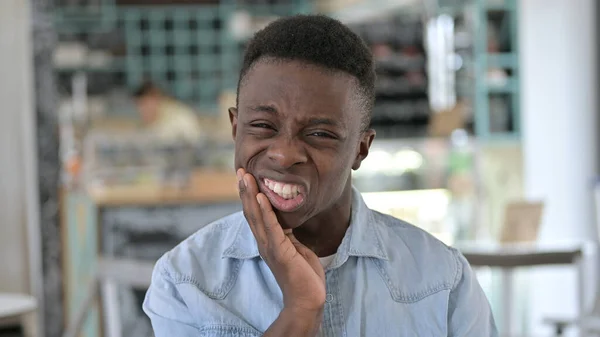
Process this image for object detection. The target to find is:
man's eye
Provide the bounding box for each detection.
[251,123,273,129]
[309,132,336,139]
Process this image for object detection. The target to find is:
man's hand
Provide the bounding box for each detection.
[237,169,325,335]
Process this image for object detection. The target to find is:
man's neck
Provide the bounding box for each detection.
[292,184,353,257]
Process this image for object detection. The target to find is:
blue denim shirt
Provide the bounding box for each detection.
[143,189,497,336]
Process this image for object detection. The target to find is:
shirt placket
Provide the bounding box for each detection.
[322,269,346,337]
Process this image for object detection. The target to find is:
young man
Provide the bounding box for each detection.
[143,15,497,336]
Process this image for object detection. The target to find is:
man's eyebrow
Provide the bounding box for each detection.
[248,105,278,114]
[247,105,341,128]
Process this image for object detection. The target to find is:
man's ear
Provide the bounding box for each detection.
[229,107,238,140]
[352,129,376,170]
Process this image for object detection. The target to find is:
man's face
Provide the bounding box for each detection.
[136,94,160,125]
[230,59,375,229]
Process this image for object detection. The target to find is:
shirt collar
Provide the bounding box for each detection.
[222,187,389,264]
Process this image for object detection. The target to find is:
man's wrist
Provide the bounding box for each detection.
[279,306,323,333]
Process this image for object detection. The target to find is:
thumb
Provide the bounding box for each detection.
[284,230,312,257]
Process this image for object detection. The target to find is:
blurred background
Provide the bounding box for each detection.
[0,0,598,336]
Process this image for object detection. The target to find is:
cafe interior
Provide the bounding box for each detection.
[0,0,599,336]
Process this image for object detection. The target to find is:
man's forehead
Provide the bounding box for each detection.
[241,61,357,101]
[242,58,358,88]
[237,59,366,127]
[240,92,351,124]
[246,103,346,128]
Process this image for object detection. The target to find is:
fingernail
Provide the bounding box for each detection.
[243,175,248,187]
[236,169,243,181]
[256,195,262,205]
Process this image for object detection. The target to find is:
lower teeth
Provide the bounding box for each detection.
[276,193,298,200]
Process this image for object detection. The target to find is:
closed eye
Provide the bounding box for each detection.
[308,131,337,139]
[250,123,274,129]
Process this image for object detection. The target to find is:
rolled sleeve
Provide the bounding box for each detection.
[143,258,201,337]
[447,249,499,337]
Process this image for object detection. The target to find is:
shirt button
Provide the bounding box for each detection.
[326,294,334,303]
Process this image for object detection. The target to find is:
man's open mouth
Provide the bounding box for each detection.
[263,178,301,200]
[260,178,306,212]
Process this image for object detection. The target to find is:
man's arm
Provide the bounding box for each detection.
[145,170,324,337]
[262,308,322,337]
[143,259,203,336]
[237,169,325,337]
[447,249,499,337]
[144,257,321,337]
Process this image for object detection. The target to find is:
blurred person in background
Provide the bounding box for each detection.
[134,82,202,142]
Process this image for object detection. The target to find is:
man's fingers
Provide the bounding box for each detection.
[256,193,285,243]
[237,169,267,245]
[286,231,325,281]
[237,173,245,195]
[303,250,325,281]
[238,169,291,257]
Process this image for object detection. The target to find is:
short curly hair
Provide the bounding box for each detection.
[236,14,376,130]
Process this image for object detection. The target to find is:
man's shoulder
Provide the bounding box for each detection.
[372,210,462,300]
[373,210,454,251]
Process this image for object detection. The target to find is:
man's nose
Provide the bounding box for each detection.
[266,138,308,169]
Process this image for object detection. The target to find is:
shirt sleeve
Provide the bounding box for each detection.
[142,258,202,336]
[447,249,499,337]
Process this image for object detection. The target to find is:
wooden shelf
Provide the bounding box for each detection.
[87,169,239,206]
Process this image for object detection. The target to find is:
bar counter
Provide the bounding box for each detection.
[87,170,239,206]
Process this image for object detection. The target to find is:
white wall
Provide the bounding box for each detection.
[0,0,38,296]
[520,0,598,335]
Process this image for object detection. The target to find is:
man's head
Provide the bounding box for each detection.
[230,15,376,229]
[134,82,163,125]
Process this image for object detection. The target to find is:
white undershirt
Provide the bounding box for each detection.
[319,255,335,269]
[316,255,335,337]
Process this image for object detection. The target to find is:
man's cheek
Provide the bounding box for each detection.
[240,152,255,171]
[233,152,246,171]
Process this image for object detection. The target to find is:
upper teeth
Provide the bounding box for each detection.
[264,179,300,200]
